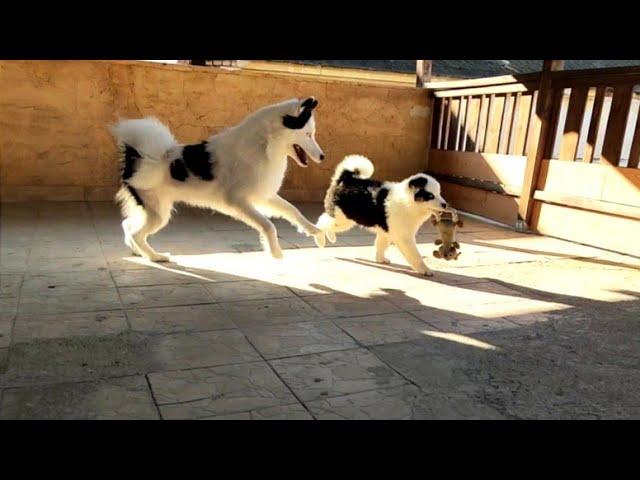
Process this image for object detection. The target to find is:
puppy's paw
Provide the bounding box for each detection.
[270,247,284,259]
[416,267,434,277]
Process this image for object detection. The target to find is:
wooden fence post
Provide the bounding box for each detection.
[517,60,564,231]
[416,60,432,88]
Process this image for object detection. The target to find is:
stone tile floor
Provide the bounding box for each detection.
[1,201,639,419]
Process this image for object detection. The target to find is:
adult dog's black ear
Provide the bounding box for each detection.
[283,97,318,129]
[301,97,319,110]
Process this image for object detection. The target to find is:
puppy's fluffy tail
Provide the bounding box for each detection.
[110,117,177,161]
[331,155,374,183]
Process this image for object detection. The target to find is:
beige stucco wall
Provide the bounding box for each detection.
[0,60,431,202]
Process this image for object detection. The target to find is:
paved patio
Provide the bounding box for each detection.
[1,201,639,419]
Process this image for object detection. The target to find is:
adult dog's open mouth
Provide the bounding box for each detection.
[293,144,309,167]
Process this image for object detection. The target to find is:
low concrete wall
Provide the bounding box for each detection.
[0,60,431,202]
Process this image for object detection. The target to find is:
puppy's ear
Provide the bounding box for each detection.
[453,241,460,249]
[433,250,442,258]
[431,217,439,226]
[435,239,442,245]
[456,220,464,228]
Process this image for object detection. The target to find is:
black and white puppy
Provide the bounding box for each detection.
[315,155,449,276]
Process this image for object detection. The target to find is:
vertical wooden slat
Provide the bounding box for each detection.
[455,97,466,151]
[484,94,503,153]
[601,85,634,166]
[519,60,564,229]
[583,86,606,163]
[559,86,589,161]
[523,90,539,156]
[507,92,522,154]
[545,88,567,159]
[498,93,513,153]
[464,96,481,152]
[475,95,488,153]
[629,114,640,168]
[461,96,472,151]
[443,97,453,150]
[436,98,446,149]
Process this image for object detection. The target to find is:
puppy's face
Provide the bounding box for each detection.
[407,174,448,212]
[282,97,325,168]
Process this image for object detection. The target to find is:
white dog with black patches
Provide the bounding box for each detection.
[111,97,326,262]
[315,155,449,276]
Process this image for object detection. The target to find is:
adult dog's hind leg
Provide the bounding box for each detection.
[128,200,173,262]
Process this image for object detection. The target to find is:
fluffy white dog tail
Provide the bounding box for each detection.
[110,117,177,161]
[331,154,374,182]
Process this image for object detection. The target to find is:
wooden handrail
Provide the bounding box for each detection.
[425,72,541,90]
[550,65,640,85]
[432,82,538,98]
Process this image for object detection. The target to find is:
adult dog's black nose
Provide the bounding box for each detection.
[320,154,325,161]
[441,202,447,209]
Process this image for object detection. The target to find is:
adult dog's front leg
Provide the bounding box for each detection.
[394,235,433,277]
[262,195,326,247]
[229,200,283,259]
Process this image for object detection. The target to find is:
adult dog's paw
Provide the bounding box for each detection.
[314,231,326,248]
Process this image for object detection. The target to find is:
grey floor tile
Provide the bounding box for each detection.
[335,312,433,346]
[111,268,231,287]
[204,403,313,420]
[21,271,115,293]
[0,316,13,348]
[0,375,159,420]
[216,297,321,328]
[242,321,357,359]
[303,293,401,318]
[270,348,407,402]
[127,304,236,334]
[119,284,213,309]
[202,280,294,303]
[0,274,23,298]
[19,289,122,315]
[13,311,128,343]
[151,362,297,419]
[0,330,260,388]
[304,385,425,420]
[25,256,109,273]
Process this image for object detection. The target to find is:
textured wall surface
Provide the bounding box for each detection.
[0,60,430,202]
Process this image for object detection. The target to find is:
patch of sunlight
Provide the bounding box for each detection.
[421,330,498,350]
[447,301,570,319]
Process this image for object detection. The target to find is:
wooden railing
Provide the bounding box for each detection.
[546,66,640,167]
[424,65,640,245]
[429,74,541,156]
